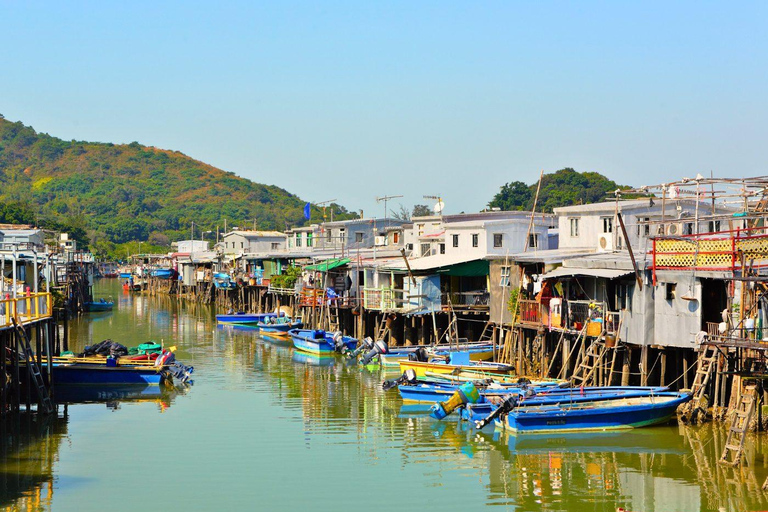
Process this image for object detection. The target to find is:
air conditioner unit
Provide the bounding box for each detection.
[666,223,683,236]
[597,234,613,252]
[374,236,386,246]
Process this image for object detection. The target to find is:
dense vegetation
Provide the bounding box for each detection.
[488,168,634,213]
[0,117,355,258]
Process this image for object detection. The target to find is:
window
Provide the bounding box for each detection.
[644,218,651,236]
[708,220,721,233]
[665,283,676,300]
[421,243,431,257]
[602,217,613,233]
[271,243,280,250]
[326,229,332,242]
[493,233,503,248]
[393,232,399,244]
[307,233,313,247]
[417,223,424,236]
[295,233,302,248]
[528,233,538,249]
[683,223,693,235]
[570,218,579,237]
[355,232,364,243]
[439,243,445,254]
[472,234,479,248]
[240,242,244,249]
[499,266,511,287]
[452,234,459,247]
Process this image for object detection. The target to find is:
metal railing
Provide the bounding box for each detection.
[0,292,53,329]
[442,290,489,310]
[363,287,405,311]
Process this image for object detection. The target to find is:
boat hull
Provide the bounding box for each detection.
[84,301,114,312]
[216,312,279,325]
[289,329,357,355]
[501,392,692,434]
[52,364,164,385]
[398,359,513,378]
[258,321,303,333]
[381,344,495,367]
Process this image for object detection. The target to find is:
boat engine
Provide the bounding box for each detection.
[474,395,518,429]
[330,331,348,355]
[347,337,374,359]
[360,340,388,365]
[407,348,429,362]
[430,381,480,420]
[382,369,417,391]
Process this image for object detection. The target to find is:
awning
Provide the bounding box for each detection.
[305,257,351,272]
[543,267,633,280]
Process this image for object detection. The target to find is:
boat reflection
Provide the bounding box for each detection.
[54,383,188,411]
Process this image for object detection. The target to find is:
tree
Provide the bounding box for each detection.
[412,204,431,217]
[391,204,410,221]
[488,181,533,211]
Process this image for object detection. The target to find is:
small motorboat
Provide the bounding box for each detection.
[381,342,495,367]
[216,312,281,325]
[257,317,303,335]
[497,391,692,434]
[151,269,174,279]
[398,357,514,378]
[84,299,114,312]
[288,329,357,355]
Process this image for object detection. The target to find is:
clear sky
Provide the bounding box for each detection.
[1,1,766,216]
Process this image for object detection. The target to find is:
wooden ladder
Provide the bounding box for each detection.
[478,321,496,343]
[570,334,607,387]
[719,385,757,466]
[691,344,719,407]
[326,302,340,332]
[374,316,389,342]
[12,319,54,415]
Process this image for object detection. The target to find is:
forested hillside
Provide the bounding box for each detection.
[488,168,635,212]
[0,117,354,256]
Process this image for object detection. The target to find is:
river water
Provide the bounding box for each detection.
[2,279,768,511]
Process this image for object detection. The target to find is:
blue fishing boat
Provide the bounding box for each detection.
[257,317,303,335]
[289,329,357,355]
[213,272,237,289]
[216,312,280,325]
[458,386,671,422]
[151,269,174,279]
[498,391,691,434]
[398,381,563,403]
[380,343,495,367]
[52,362,166,385]
[84,299,114,312]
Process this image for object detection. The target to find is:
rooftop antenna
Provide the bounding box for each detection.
[314,199,338,223]
[375,195,403,219]
[424,195,444,215]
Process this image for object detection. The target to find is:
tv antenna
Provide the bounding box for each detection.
[375,195,403,219]
[314,199,337,222]
[424,195,445,215]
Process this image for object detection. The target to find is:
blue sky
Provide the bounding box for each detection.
[1,1,766,216]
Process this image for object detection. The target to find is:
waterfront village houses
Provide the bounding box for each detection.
[286,218,408,255]
[497,199,738,351]
[174,240,210,254]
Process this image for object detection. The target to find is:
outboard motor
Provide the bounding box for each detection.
[360,340,388,366]
[430,381,480,420]
[474,395,518,429]
[348,337,374,359]
[382,369,417,391]
[407,347,429,362]
[330,331,348,355]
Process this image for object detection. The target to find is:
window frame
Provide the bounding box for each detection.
[493,233,503,248]
[570,218,579,237]
[471,233,479,248]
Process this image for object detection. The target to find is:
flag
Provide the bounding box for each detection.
[303,202,311,220]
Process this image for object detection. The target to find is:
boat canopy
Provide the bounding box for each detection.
[305,257,351,272]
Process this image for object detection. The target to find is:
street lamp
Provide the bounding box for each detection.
[202,230,212,246]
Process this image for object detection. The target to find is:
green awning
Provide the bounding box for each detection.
[435,259,489,277]
[304,257,351,272]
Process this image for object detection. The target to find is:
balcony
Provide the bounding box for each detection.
[442,290,489,312]
[0,292,53,330]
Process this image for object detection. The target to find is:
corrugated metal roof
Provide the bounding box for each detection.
[544,267,632,279]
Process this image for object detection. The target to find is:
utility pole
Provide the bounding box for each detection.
[376,195,403,219]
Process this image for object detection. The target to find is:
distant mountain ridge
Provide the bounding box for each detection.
[0,116,354,251]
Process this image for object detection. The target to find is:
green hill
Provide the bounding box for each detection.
[488,168,636,213]
[0,116,354,256]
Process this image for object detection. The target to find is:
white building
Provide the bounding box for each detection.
[221,230,286,255]
[175,240,210,254]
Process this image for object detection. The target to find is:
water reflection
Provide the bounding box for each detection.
[0,411,68,510]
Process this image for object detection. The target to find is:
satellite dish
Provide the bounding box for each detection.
[433,200,445,214]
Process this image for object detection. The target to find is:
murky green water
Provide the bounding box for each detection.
[2,280,768,511]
